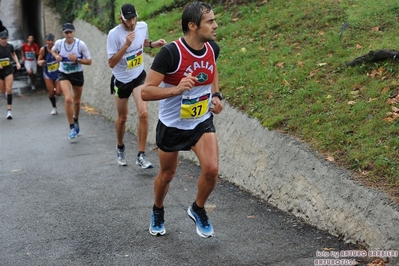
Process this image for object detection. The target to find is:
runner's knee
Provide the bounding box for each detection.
[64,97,73,105]
[202,165,219,180]
[138,110,148,121]
[117,114,128,124]
[159,170,175,183]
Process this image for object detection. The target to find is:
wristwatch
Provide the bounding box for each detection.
[212,92,223,100]
[76,58,81,64]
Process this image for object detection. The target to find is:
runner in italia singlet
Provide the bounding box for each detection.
[160,38,216,130]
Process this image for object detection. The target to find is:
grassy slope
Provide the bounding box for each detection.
[110,0,399,197]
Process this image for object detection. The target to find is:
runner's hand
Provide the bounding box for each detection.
[67,53,78,62]
[125,32,135,46]
[154,39,167,47]
[210,97,223,114]
[176,73,197,94]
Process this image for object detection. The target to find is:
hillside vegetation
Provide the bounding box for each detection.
[50,0,399,198]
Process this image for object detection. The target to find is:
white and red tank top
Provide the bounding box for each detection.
[160,38,217,130]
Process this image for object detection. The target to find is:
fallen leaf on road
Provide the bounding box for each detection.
[205,204,216,211]
[326,156,335,162]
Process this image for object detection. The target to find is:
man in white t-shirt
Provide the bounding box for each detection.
[107,3,166,168]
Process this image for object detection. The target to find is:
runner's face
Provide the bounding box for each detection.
[45,39,54,48]
[196,10,218,42]
[121,16,137,31]
[27,35,34,44]
[63,30,75,41]
[0,37,8,46]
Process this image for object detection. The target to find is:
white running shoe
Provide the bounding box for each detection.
[117,146,127,166]
[136,153,153,169]
[6,110,12,120]
[51,107,58,115]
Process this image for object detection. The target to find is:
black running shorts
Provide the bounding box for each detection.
[0,66,13,80]
[110,70,146,99]
[58,71,84,87]
[156,115,216,152]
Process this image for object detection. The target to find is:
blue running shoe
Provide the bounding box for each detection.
[74,120,80,134]
[187,204,214,238]
[149,210,166,236]
[68,128,77,139]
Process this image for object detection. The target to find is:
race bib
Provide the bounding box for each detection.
[47,61,59,72]
[180,92,211,120]
[62,61,79,73]
[126,52,143,70]
[0,58,10,67]
[26,51,35,60]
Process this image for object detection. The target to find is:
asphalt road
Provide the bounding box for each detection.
[0,87,360,266]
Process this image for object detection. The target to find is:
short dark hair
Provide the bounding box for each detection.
[181,2,212,34]
[45,33,55,40]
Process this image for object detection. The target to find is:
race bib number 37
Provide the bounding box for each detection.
[180,93,211,120]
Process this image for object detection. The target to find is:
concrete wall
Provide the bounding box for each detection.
[41,0,62,40]
[43,10,399,261]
